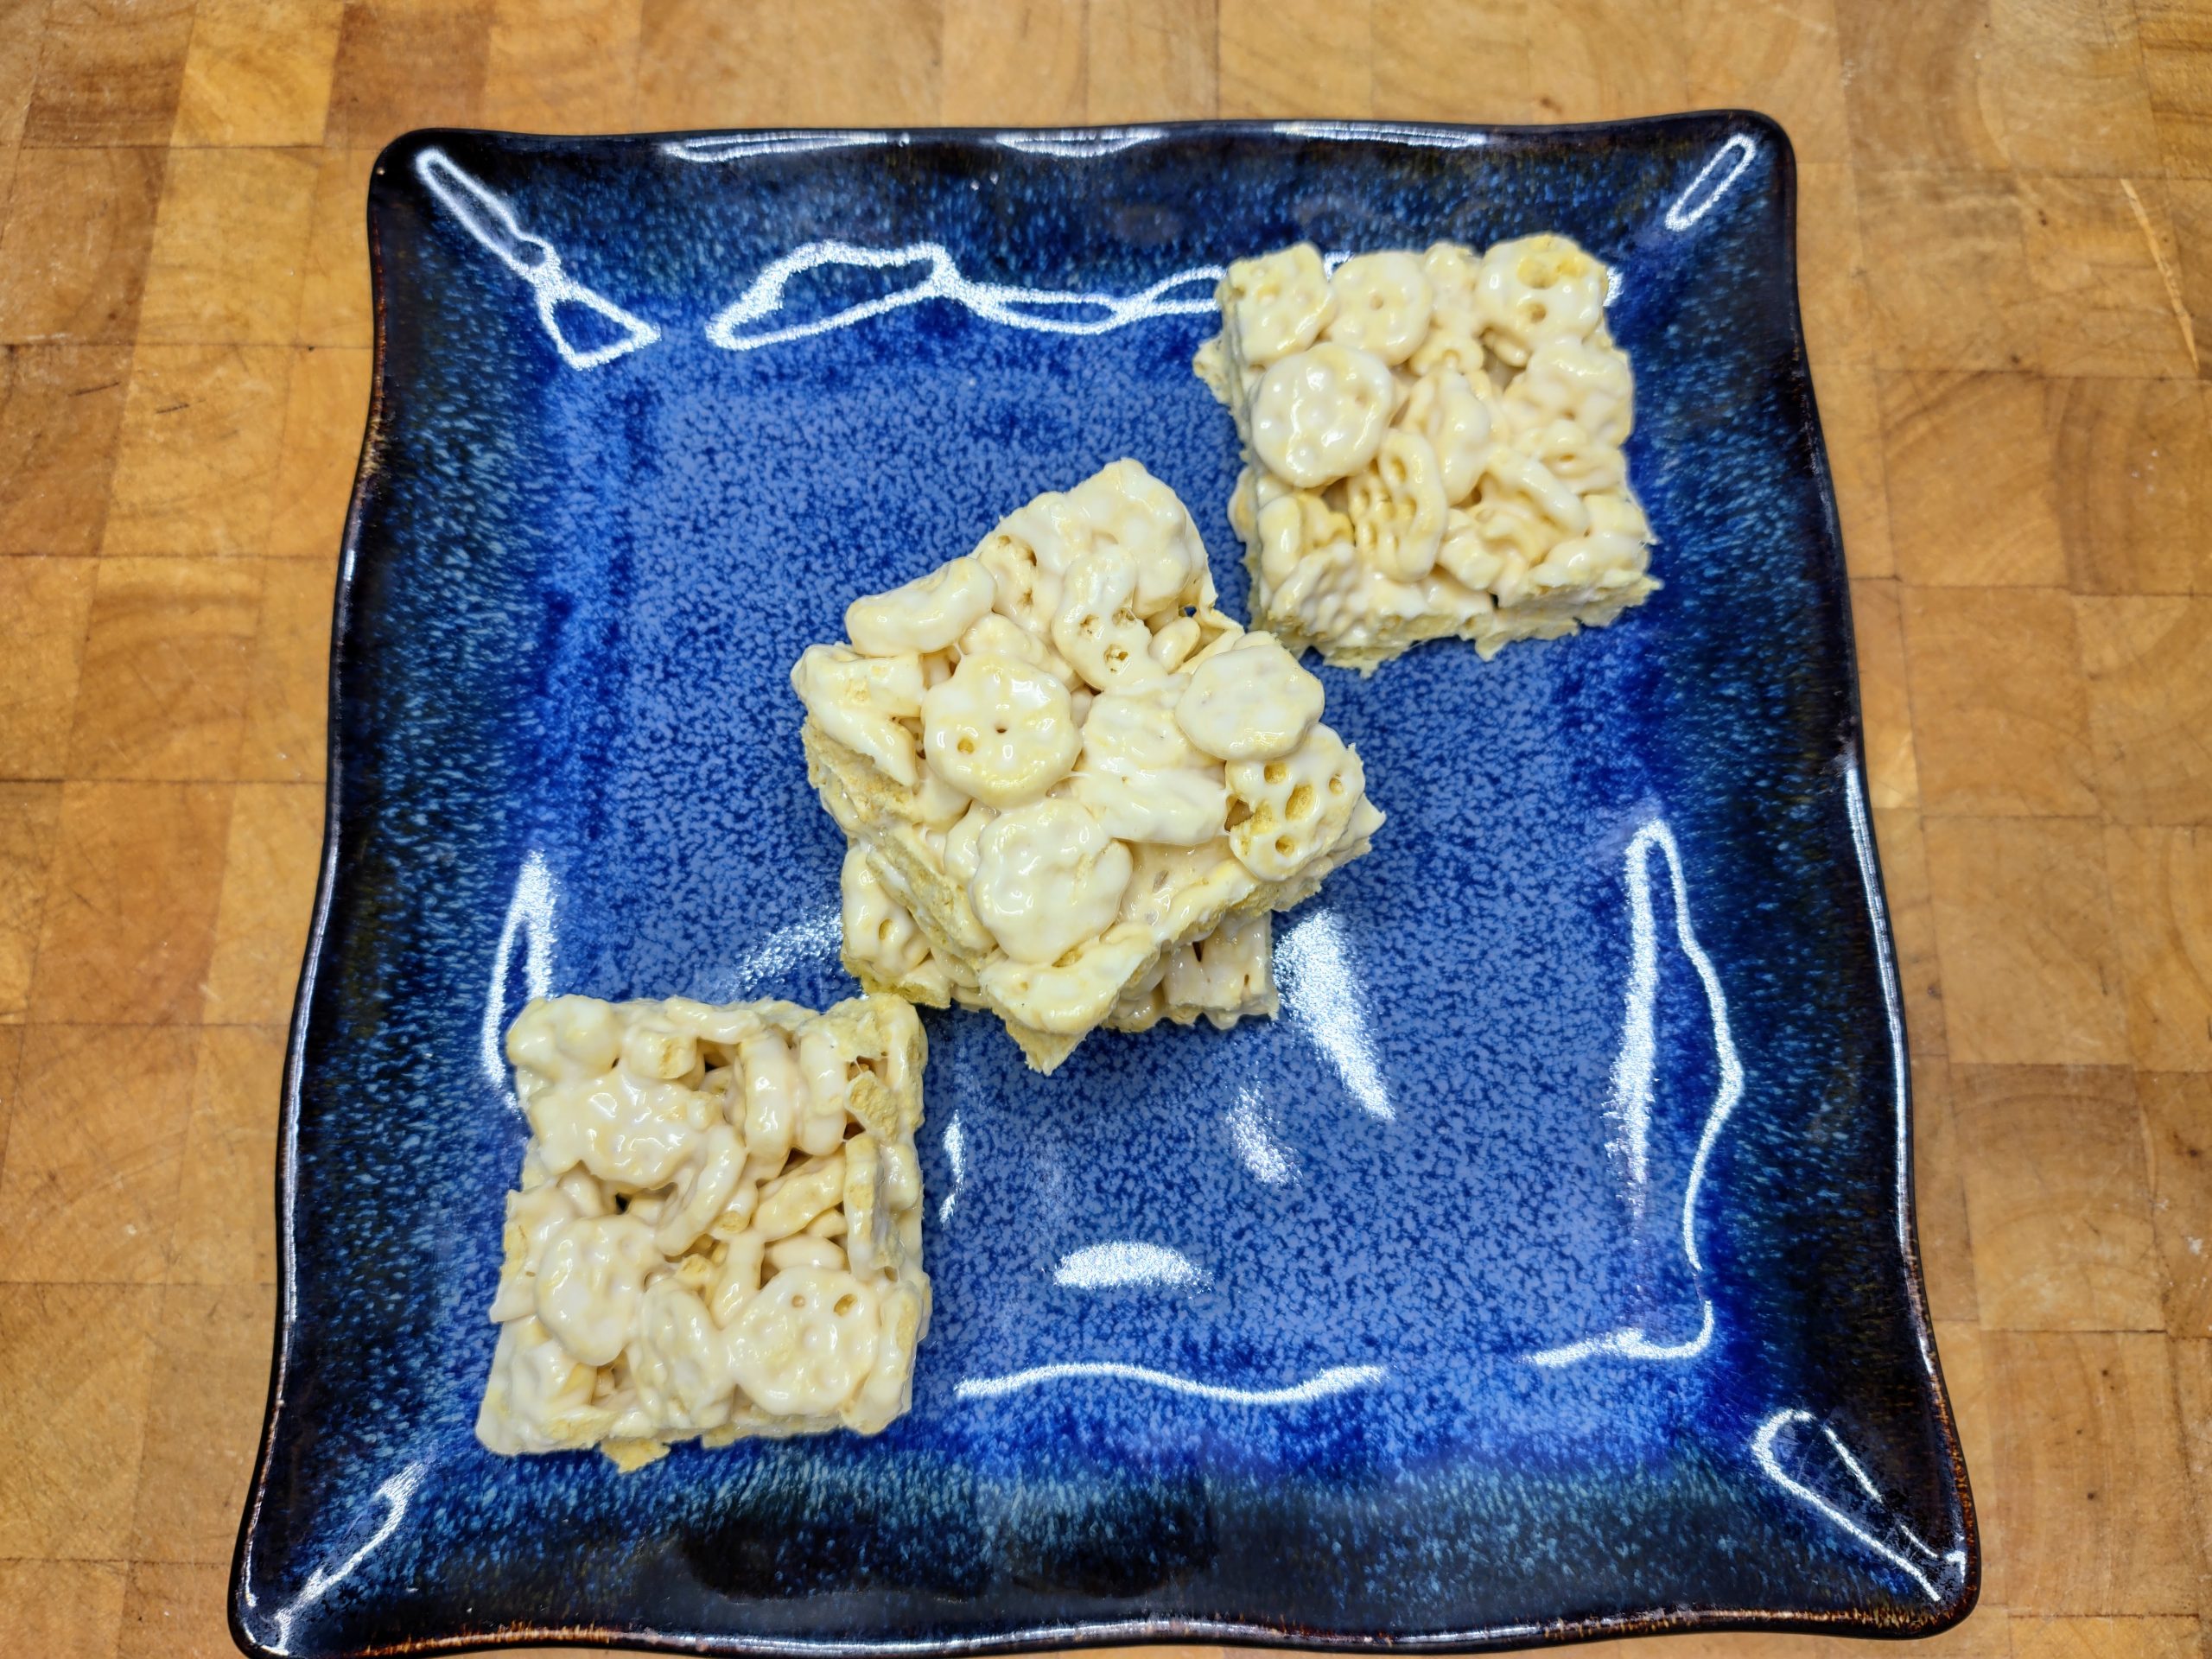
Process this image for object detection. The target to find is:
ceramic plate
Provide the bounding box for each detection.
[233,117,1975,1658]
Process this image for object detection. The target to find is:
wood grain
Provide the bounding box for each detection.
[0,3,2206,1654]
[1904,584,2096,816]
[1878,371,2067,588]
[1950,1065,2164,1332]
[1923,815,2133,1066]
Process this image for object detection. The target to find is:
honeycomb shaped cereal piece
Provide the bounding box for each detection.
[1476,233,1611,368]
[1249,342,1395,489]
[920,651,1081,809]
[1222,242,1337,368]
[1227,725,1366,881]
[1174,632,1324,763]
[1322,251,1433,365]
[969,798,1135,966]
[728,1267,880,1418]
[1051,546,1173,693]
[1348,430,1449,582]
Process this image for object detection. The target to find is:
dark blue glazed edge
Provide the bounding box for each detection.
[230,113,1980,1659]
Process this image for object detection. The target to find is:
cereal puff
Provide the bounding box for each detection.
[1194,237,1660,673]
[794,459,1384,1074]
[475,991,931,1468]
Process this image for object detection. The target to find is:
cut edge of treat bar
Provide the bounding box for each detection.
[1238,534,1662,674]
[803,718,1373,1073]
[842,918,1279,1035]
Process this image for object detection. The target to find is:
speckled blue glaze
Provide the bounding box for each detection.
[233,118,1975,1659]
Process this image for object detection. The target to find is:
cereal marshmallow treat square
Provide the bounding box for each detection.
[793,459,1384,1073]
[475,991,930,1467]
[1195,238,1660,672]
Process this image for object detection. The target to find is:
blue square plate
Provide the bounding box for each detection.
[232,116,1976,1658]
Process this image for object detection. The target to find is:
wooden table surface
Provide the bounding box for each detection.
[1,1,2208,1655]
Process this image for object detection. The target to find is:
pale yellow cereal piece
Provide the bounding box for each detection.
[804,722,1000,962]
[653,1122,745,1255]
[846,556,997,656]
[843,1280,927,1433]
[1050,545,1173,693]
[1477,233,1610,367]
[1164,910,1279,1027]
[1227,726,1367,881]
[1533,492,1656,595]
[1224,242,1337,368]
[1401,367,1498,505]
[1514,416,1628,494]
[975,512,1066,639]
[1324,251,1433,365]
[766,1234,848,1273]
[710,1232,766,1325]
[791,644,925,787]
[1479,446,1591,537]
[1348,430,1449,581]
[970,797,1135,964]
[858,993,928,1129]
[477,1315,613,1455]
[1081,675,1202,772]
[1250,342,1395,489]
[1175,632,1324,762]
[845,1072,905,1150]
[1192,332,1234,403]
[840,845,952,1005]
[1117,837,1260,941]
[843,1134,908,1287]
[489,1179,582,1322]
[754,1151,847,1241]
[1252,479,1352,592]
[958,610,1077,688]
[737,1028,803,1173]
[1065,458,1208,614]
[1436,505,1505,593]
[1407,326,1486,379]
[1109,910,1279,1033]
[996,489,1095,577]
[981,922,1160,1035]
[629,1276,737,1432]
[1065,762,1228,847]
[1504,334,1635,447]
[1423,240,1484,335]
[921,652,1082,808]
[1148,614,1202,671]
[730,1267,880,1418]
